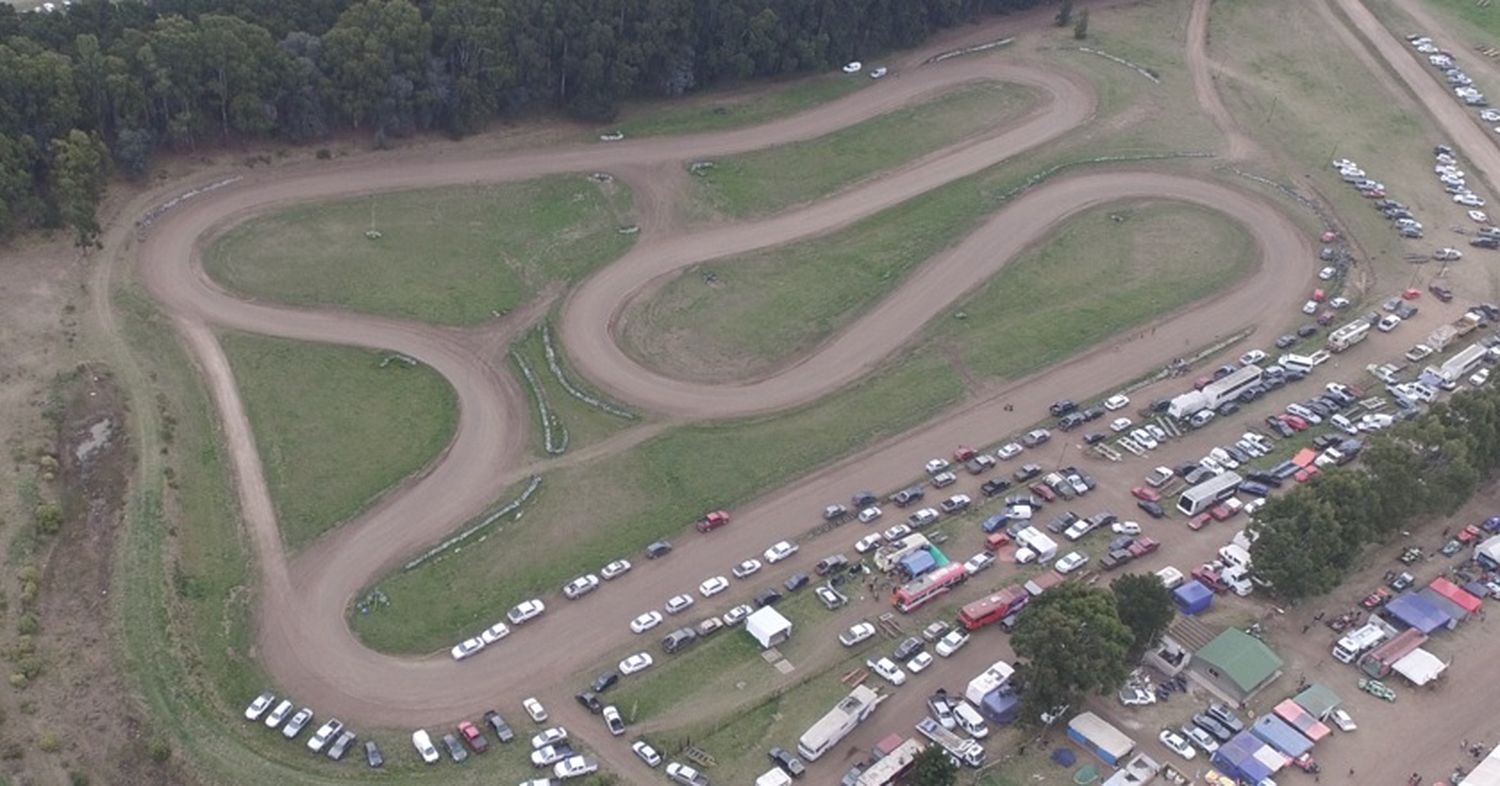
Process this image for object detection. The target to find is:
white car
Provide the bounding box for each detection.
[632,740,663,767]
[1129,429,1158,450]
[1456,193,1487,207]
[935,629,970,657]
[479,621,510,645]
[508,599,546,625]
[698,576,729,598]
[668,763,706,784]
[630,611,663,634]
[869,67,888,79]
[1199,456,1224,475]
[1112,520,1141,536]
[855,533,884,553]
[451,637,485,661]
[1286,403,1321,424]
[764,540,799,563]
[598,131,624,142]
[1302,299,1318,315]
[1182,725,1220,754]
[858,505,883,523]
[1055,552,1089,574]
[1406,344,1433,361]
[531,727,568,749]
[523,697,548,723]
[601,559,632,580]
[244,692,276,721]
[995,442,1023,460]
[1146,466,1174,487]
[1104,394,1130,411]
[840,622,876,646]
[1329,708,1357,732]
[1470,210,1489,223]
[924,458,950,475]
[732,558,762,578]
[866,657,907,686]
[1109,417,1133,432]
[1435,247,1463,261]
[263,699,293,728]
[1239,349,1266,365]
[1318,266,1336,280]
[1158,729,1197,761]
[563,574,600,599]
[556,753,600,777]
[412,729,440,764]
[306,719,341,753]
[1473,368,1491,387]
[1208,447,1239,470]
[664,594,695,615]
[281,708,312,739]
[883,523,912,542]
[1483,109,1500,123]
[842,61,862,74]
[619,652,654,675]
[1330,296,1350,309]
[963,553,995,575]
[722,604,753,626]
[906,651,933,674]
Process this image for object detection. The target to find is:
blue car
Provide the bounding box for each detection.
[1238,481,1271,497]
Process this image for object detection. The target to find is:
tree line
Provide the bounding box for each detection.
[0,0,1053,246]
[1251,380,1500,601]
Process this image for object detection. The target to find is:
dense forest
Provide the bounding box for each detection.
[0,0,1052,245]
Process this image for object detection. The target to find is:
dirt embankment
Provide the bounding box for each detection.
[27,366,184,785]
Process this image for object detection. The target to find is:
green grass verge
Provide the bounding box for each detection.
[688,82,1039,219]
[508,324,640,457]
[612,73,868,138]
[349,355,965,654]
[220,333,458,551]
[203,176,634,326]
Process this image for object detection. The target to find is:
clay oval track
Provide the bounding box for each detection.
[133,55,1317,728]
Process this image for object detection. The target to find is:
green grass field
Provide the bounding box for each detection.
[220,333,458,550]
[688,82,1039,219]
[204,176,634,326]
[612,72,868,138]
[1416,0,1500,40]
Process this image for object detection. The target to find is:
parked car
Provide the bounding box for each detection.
[601,559,632,579]
[483,710,514,743]
[840,622,876,646]
[508,599,546,625]
[769,746,806,777]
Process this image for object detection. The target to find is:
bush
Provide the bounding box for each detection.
[16,614,38,636]
[37,732,60,753]
[33,504,61,536]
[146,738,172,764]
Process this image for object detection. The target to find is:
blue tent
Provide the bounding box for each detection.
[1384,592,1451,634]
[898,550,937,578]
[981,689,1020,725]
[1250,714,1313,758]
[1212,732,1275,783]
[1172,580,1213,615]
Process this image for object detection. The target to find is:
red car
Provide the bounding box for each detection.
[1457,524,1483,544]
[458,721,488,754]
[1127,536,1159,557]
[1193,376,1213,391]
[1188,512,1213,531]
[1280,414,1309,431]
[1209,504,1233,522]
[1361,588,1391,609]
[1029,483,1057,502]
[1402,288,1421,300]
[1312,288,1325,302]
[1192,565,1228,593]
[1317,310,1336,326]
[954,446,977,463]
[695,510,731,533]
[1131,486,1161,503]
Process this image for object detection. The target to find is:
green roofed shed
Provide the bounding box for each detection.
[1191,629,1284,703]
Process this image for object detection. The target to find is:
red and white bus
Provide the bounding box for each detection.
[892,563,967,613]
[957,585,1030,630]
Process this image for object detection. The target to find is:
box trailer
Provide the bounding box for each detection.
[1066,712,1135,766]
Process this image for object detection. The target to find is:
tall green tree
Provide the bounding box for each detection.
[49,129,110,247]
[198,15,286,139]
[1111,573,1174,657]
[910,744,957,786]
[0,132,41,237]
[321,0,431,129]
[1055,0,1073,26]
[1012,583,1135,722]
[430,0,514,133]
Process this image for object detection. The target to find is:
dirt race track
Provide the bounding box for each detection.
[112,0,1500,773]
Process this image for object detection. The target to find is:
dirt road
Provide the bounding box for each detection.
[1187,0,1260,161]
[123,0,1320,764]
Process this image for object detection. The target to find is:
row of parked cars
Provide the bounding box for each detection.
[1333,158,1420,240]
[243,692,374,765]
[1156,702,1248,761]
[1409,35,1491,111]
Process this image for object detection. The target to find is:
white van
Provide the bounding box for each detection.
[953,702,990,738]
[412,729,439,764]
[1155,566,1185,589]
[1188,410,1216,429]
[1332,622,1389,664]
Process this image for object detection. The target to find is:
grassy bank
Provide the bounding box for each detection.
[220,334,459,551]
[203,176,634,326]
[508,324,641,457]
[612,72,869,138]
[688,82,1040,219]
